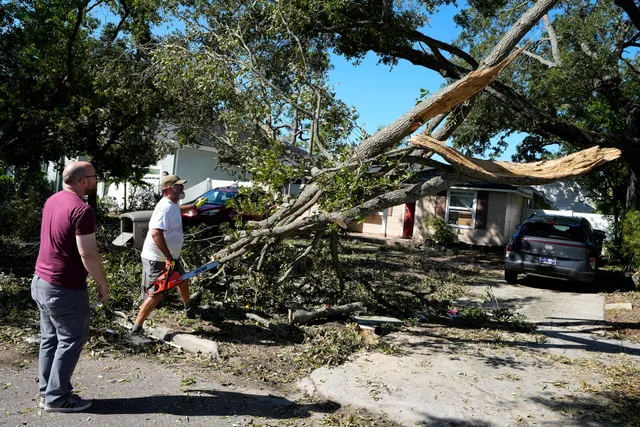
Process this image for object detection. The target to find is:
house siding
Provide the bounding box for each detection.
[414,191,520,247]
[174,146,246,190]
[348,206,404,236]
[415,196,436,238]
[451,192,507,246]
[386,206,404,237]
[504,192,525,242]
[354,188,533,247]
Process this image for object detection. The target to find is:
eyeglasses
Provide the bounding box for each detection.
[78,175,98,182]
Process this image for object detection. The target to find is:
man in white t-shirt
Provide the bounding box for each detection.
[131,175,207,334]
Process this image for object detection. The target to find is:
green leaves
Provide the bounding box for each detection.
[0,0,167,181]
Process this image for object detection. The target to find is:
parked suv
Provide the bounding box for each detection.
[504,214,606,285]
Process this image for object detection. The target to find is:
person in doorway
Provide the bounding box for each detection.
[32,161,109,413]
[131,175,206,334]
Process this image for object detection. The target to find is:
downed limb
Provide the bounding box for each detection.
[411,134,622,185]
[408,48,523,134]
[245,312,289,337]
[288,301,366,325]
[277,233,322,284]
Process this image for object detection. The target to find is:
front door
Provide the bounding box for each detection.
[403,202,416,238]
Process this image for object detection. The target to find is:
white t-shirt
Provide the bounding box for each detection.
[141,197,184,261]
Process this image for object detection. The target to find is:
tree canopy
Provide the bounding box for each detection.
[0,0,168,182]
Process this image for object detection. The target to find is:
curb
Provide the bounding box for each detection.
[112,313,218,358]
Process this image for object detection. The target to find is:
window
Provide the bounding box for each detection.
[204,190,237,205]
[521,223,586,242]
[446,190,476,228]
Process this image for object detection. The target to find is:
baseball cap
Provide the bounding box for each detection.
[160,174,187,188]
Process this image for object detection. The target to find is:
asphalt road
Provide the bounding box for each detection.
[0,353,336,427]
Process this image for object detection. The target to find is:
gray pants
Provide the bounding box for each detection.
[140,257,186,301]
[31,275,90,404]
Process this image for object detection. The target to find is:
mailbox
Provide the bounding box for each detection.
[112,210,154,250]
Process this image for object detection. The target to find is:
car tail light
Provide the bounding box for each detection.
[588,257,597,270]
[506,243,513,258]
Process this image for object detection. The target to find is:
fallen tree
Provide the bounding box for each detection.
[150,0,620,281]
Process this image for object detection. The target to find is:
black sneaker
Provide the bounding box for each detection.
[184,306,196,319]
[44,394,92,413]
[184,292,202,319]
[130,324,144,335]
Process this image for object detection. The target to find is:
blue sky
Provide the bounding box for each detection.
[327,4,523,161]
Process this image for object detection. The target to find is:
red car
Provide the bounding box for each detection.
[181,187,240,228]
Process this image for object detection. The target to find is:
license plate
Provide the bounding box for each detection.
[540,256,556,265]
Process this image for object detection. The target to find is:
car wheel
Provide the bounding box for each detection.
[505,269,518,284]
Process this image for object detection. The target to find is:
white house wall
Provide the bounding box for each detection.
[158,152,175,176]
[504,193,524,242]
[174,146,247,190]
[347,206,403,236]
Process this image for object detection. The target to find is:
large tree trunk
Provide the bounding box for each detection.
[626,154,640,209]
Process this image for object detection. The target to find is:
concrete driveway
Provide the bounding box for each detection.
[306,268,640,427]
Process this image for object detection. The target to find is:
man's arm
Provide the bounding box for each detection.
[179,197,208,213]
[76,233,109,302]
[179,204,196,213]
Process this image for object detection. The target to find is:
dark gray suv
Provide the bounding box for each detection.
[504,214,606,284]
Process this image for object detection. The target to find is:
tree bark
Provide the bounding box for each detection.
[614,0,640,32]
[625,151,640,209]
[330,230,344,292]
[288,302,366,325]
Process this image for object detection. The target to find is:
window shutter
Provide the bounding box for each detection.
[475,191,489,229]
[435,191,447,219]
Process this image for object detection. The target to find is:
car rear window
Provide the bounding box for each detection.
[206,191,237,204]
[521,222,586,242]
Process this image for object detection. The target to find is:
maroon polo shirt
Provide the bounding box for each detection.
[35,190,96,290]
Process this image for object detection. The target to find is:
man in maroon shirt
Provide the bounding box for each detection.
[31,161,109,413]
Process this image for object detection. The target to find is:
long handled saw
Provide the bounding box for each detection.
[146,261,221,296]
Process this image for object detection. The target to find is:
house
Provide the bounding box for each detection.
[46,125,304,210]
[349,183,555,247]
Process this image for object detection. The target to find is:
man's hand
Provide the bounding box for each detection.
[194,197,207,208]
[165,257,175,271]
[97,282,109,303]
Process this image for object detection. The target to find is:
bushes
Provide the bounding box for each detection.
[622,210,640,269]
[424,217,457,246]
[0,169,51,242]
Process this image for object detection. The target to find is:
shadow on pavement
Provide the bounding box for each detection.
[530,391,639,427]
[513,271,635,294]
[86,389,340,418]
[536,327,640,357]
[417,416,495,427]
[406,323,640,359]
